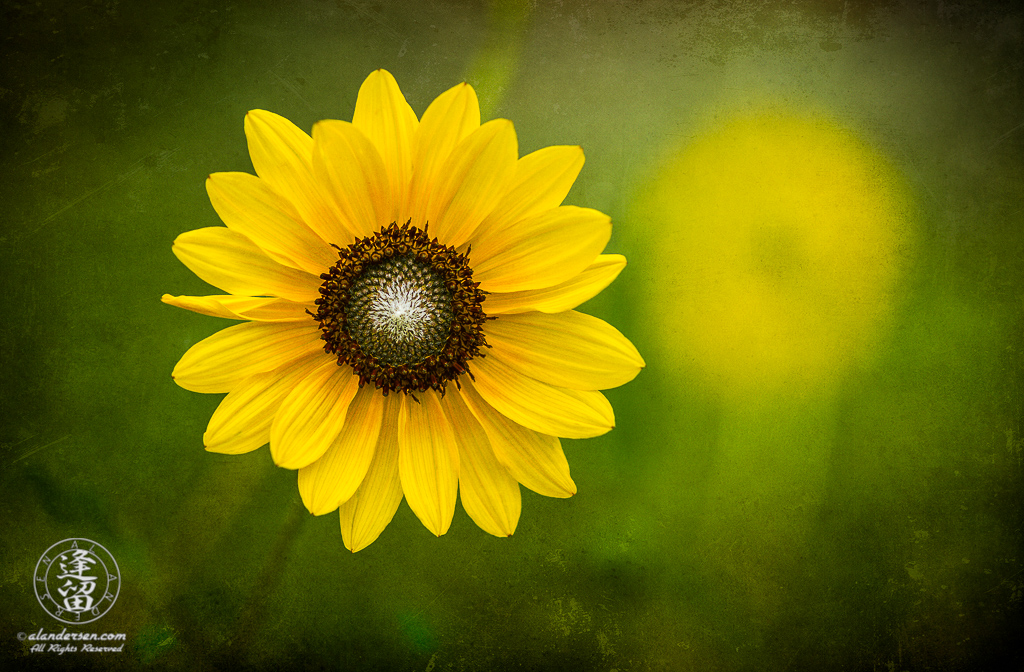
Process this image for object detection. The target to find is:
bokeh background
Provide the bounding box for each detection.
[1,0,1021,670]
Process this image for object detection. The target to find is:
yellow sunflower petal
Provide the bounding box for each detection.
[484,310,645,391]
[171,227,321,302]
[171,322,324,394]
[203,354,324,454]
[244,110,347,246]
[351,70,418,223]
[206,172,336,274]
[397,391,459,537]
[460,378,576,498]
[482,254,627,315]
[297,384,385,515]
[407,82,480,223]
[429,119,518,249]
[269,359,361,470]
[312,120,390,240]
[470,353,615,439]
[339,399,404,552]
[161,294,312,322]
[472,206,611,293]
[441,388,521,537]
[476,145,585,237]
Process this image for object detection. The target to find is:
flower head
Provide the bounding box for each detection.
[163,70,644,552]
[637,111,911,400]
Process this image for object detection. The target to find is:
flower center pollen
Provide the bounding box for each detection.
[314,221,489,396]
[345,255,452,366]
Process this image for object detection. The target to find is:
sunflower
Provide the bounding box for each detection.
[163,69,644,552]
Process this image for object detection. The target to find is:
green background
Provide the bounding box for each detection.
[1,0,1021,670]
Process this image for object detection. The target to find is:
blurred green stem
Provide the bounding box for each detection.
[462,0,533,119]
[700,399,832,601]
[225,501,308,662]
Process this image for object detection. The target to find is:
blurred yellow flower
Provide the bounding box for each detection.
[163,70,644,552]
[638,111,913,399]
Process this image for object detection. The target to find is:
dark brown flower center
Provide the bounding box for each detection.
[314,221,489,396]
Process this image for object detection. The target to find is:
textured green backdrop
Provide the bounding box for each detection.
[1,1,1021,670]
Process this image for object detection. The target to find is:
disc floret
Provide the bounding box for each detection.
[314,221,489,396]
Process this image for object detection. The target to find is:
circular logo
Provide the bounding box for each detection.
[34,538,120,624]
